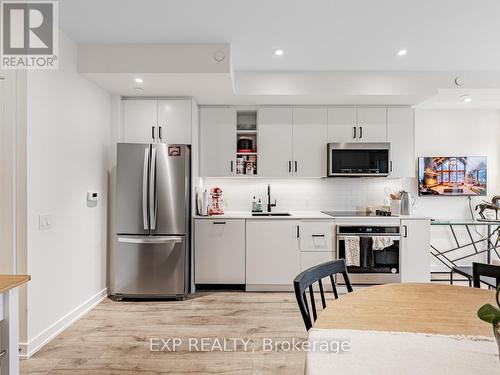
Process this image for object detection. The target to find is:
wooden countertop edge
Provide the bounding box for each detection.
[0,275,31,294]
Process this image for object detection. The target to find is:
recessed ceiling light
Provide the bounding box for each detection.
[396,49,408,56]
[460,94,472,103]
[134,77,143,83]
[274,49,284,56]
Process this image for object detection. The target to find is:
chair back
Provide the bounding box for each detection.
[472,262,500,288]
[293,259,353,330]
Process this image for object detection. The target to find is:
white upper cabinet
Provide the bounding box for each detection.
[258,107,293,177]
[328,107,387,143]
[388,108,415,178]
[356,107,387,142]
[292,108,328,177]
[122,100,158,143]
[327,107,357,143]
[199,107,236,177]
[157,99,192,144]
[122,99,192,144]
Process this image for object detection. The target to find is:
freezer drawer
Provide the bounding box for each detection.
[113,236,187,297]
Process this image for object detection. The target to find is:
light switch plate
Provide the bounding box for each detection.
[39,214,52,230]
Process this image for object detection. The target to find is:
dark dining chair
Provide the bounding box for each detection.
[293,259,353,330]
[472,262,500,288]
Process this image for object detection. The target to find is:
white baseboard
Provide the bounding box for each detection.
[19,288,108,359]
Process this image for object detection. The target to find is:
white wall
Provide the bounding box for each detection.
[413,109,500,219]
[413,109,500,269]
[202,178,404,212]
[0,71,17,274]
[23,32,111,355]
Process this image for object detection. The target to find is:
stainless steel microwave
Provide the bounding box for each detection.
[327,143,390,177]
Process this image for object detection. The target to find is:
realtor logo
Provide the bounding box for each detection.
[1,0,58,69]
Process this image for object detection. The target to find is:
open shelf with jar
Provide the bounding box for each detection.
[236,111,258,176]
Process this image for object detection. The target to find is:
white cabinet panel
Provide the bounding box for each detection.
[157,99,192,144]
[327,107,357,143]
[299,221,335,252]
[246,220,300,285]
[195,220,245,284]
[259,108,293,177]
[300,252,335,271]
[292,108,328,177]
[400,219,431,282]
[388,108,415,178]
[122,100,157,143]
[357,107,387,142]
[199,107,236,177]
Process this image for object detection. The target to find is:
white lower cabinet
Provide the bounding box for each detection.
[195,219,245,284]
[400,219,431,282]
[300,252,335,271]
[246,220,300,288]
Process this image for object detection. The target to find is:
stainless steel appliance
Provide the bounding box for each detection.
[112,143,190,299]
[336,225,401,284]
[327,142,390,177]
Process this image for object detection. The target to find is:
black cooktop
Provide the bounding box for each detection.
[321,211,392,217]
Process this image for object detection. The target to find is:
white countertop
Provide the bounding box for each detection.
[194,211,430,220]
[194,211,333,220]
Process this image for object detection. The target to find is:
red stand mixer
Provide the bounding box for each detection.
[208,186,224,215]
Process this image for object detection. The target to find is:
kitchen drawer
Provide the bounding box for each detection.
[300,251,335,271]
[195,219,245,284]
[299,221,335,252]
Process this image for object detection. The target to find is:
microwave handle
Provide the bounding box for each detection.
[352,126,357,139]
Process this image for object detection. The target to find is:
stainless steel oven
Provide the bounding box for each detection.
[327,142,390,177]
[336,225,401,284]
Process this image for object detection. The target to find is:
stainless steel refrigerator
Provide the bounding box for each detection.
[112,143,190,299]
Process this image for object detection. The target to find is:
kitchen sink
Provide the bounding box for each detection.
[251,212,292,217]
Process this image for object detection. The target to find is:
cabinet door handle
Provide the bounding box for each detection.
[311,234,325,238]
[297,225,300,238]
[359,126,363,139]
[353,126,357,139]
[294,161,298,173]
[151,126,155,140]
[213,221,226,225]
[403,225,408,238]
[230,161,234,173]
[158,126,162,141]
[390,160,393,172]
[288,161,292,173]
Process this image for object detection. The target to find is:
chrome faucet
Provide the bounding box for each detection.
[267,184,277,212]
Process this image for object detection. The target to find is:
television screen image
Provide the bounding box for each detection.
[418,156,487,196]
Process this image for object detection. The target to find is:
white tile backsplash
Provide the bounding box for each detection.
[201,178,412,212]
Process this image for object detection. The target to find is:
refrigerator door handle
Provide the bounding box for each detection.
[149,147,157,231]
[117,236,183,244]
[142,148,149,230]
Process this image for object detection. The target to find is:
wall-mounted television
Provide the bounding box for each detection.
[418,156,487,196]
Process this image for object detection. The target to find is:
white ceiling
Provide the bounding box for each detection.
[61,0,500,71]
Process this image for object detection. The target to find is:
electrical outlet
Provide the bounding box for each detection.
[39,214,52,230]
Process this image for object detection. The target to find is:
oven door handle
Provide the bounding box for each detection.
[337,235,401,241]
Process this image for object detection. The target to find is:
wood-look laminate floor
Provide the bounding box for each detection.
[21,292,310,375]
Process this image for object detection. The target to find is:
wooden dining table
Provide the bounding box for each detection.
[307,283,499,374]
[314,282,496,336]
